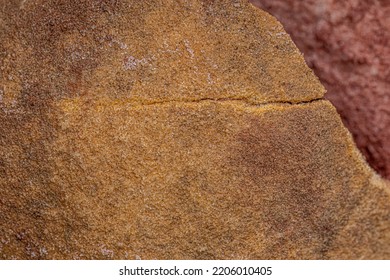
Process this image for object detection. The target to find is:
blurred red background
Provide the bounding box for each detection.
[249,0,390,179]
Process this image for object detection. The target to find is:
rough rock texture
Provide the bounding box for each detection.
[1,0,389,259]
[250,0,390,179]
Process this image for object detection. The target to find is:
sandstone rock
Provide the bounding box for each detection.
[250,0,390,179]
[0,0,389,259]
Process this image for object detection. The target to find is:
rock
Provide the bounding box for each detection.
[0,0,389,259]
[250,0,390,180]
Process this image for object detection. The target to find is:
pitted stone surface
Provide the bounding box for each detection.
[0,0,389,259]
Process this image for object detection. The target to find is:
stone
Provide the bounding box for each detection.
[250,0,390,179]
[0,0,389,259]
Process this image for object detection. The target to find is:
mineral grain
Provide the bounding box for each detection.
[0,0,389,259]
[250,0,390,179]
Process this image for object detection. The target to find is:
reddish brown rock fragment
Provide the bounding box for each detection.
[0,0,389,259]
[250,0,390,179]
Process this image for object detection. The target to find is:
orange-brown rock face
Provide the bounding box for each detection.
[250,0,390,180]
[0,0,389,259]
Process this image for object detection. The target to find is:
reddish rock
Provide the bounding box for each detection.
[250,0,390,179]
[1,0,389,260]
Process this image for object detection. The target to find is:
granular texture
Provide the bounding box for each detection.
[250,0,390,179]
[1,0,389,259]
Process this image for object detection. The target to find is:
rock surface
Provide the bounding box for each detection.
[250,0,390,179]
[1,0,389,259]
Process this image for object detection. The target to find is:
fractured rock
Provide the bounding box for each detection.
[250,0,390,179]
[0,0,389,259]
